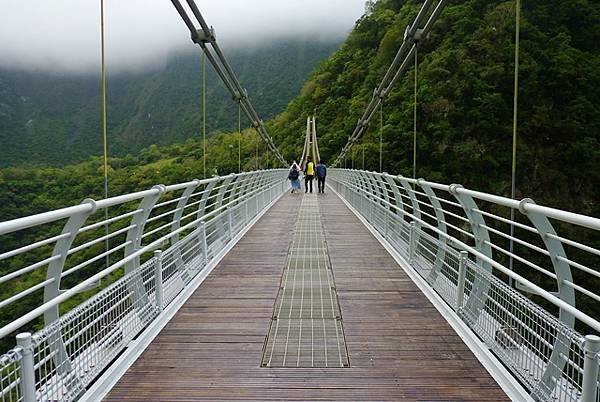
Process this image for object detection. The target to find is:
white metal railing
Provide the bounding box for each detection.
[328,169,600,402]
[0,170,287,401]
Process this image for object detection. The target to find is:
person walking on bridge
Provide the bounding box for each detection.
[304,156,315,193]
[316,160,327,193]
[288,162,301,193]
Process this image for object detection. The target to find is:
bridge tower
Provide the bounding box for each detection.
[299,116,320,168]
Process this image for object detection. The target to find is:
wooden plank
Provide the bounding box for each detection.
[104,192,510,401]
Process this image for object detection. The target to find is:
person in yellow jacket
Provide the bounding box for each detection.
[304,156,315,193]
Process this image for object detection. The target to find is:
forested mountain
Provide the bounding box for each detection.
[1,0,600,351]
[268,0,599,214]
[0,39,340,167]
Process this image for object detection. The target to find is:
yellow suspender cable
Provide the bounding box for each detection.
[238,101,241,173]
[508,0,521,286]
[413,46,418,179]
[100,0,110,269]
[202,51,206,178]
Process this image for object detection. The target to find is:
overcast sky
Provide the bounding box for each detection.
[0,0,366,74]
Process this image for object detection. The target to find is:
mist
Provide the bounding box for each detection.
[0,0,366,75]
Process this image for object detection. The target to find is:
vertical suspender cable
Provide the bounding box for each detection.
[202,51,206,178]
[100,0,110,269]
[237,101,241,173]
[508,0,521,287]
[255,129,259,170]
[379,102,383,172]
[413,47,418,179]
[362,143,365,170]
[351,147,355,170]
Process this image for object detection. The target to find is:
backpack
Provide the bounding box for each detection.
[289,169,299,180]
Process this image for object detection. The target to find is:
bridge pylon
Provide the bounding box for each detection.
[299,116,320,168]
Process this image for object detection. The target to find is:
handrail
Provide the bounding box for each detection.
[329,168,600,402]
[0,170,287,339]
[0,169,288,402]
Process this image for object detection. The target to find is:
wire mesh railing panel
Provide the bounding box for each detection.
[461,260,584,401]
[0,351,23,402]
[30,258,158,401]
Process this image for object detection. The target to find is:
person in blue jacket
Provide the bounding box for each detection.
[316,160,327,194]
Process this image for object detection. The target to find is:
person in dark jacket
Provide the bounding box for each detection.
[288,162,301,193]
[316,160,327,193]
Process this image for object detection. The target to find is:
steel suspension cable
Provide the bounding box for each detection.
[202,51,206,178]
[413,47,418,179]
[362,143,365,170]
[379,102,383,172]
[508,0,521,286]
[332,0,448,167]
[170,0,287,166]
[100,0,110,268]
[238,101,241,173]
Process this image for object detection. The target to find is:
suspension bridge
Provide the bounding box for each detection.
[1,1,600,401]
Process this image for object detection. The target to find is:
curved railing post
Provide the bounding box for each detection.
[382,173,407,248]
[170,180,201,246]
[170,180,201,283]
[43,198,97,380]
[359,171,378,219]
[209,175,236,251]
[449,184,493,322]
[417,179,448,284]
[398,176,422,256]
[373,174,391,237]
[124,184,166,325]
[224,175,244,238]
[346,170,362,207]
[215,175,236,209]
[383,174,405,216]
[398,176,421,222]
[519,198,576,400]
[233,173,253,225]
[124,185,166,274]
[196,180,218,222]
[249,171,265,213]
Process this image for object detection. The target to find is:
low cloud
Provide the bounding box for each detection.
[0,0,365,74]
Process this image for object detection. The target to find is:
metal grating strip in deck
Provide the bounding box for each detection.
[261,194,349,368]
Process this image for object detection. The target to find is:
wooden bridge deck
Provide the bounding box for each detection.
[105,191,509,401]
